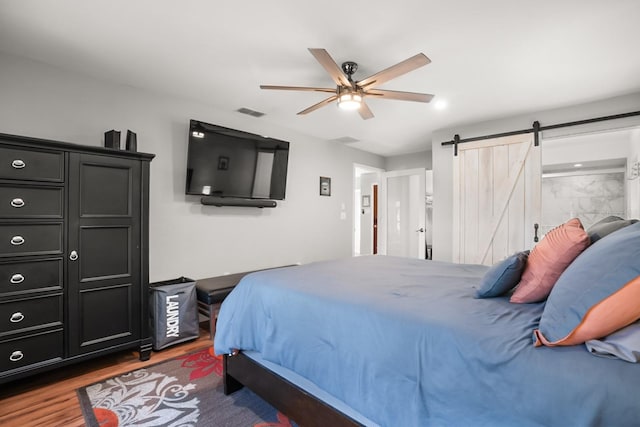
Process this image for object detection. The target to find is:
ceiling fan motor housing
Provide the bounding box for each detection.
[341,61,358,80]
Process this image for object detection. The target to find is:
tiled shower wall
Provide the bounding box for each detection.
[541,172,625,235]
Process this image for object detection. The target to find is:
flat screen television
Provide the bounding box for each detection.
[185,120,290,200]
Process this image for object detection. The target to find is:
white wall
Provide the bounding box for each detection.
[542,129,631,167]
[0,53,385,282]
[385,150,432,171]
[432,92,640,262]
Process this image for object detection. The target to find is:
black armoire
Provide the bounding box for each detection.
[0,132,154,384]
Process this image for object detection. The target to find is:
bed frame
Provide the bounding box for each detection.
[223,352,364,427]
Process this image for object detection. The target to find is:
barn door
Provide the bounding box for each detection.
[453,134,541,265]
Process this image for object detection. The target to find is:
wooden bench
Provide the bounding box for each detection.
[196,266,294,340]
[196,272,252,340]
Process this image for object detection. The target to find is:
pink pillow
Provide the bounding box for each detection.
[510,218,589,303]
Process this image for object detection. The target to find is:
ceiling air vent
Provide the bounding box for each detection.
[237,107,265,117]
[332,136,360,144]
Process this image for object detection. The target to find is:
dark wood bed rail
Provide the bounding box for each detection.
[223,352,364,427]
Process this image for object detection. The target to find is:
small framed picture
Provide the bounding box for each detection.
[319,176,331,196]
[362,195,370,207]
[218,156,229,170]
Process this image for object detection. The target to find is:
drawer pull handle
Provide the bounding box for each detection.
[10,274,25,284]
[11,236,25,246]
[69,250,78,261]
[10,312,25,323]
[9,351,24,362]
[11,159,26,169]
[10,198,25,208]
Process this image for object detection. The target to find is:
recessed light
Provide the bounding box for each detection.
[434,100,447,110]
[574,163,582,168]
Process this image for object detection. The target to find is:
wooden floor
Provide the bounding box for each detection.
[0,325,213,427]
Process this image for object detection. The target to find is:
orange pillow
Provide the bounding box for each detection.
[510,218,589,303]
[534,276,640,346]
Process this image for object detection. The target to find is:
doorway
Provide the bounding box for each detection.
[540,127,640,236]
[353,164,383,256]
[353,165,428,259]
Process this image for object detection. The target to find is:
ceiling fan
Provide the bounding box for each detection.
[260,48,434,120]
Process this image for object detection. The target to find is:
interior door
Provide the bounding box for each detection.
[373,184,378,254]
[453,134,541,265]
[378,168,426,258]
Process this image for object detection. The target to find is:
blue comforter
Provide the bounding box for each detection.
[214,256,640,427]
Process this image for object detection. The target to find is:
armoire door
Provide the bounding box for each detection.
[453,134,541,265]
[67,153,142,356]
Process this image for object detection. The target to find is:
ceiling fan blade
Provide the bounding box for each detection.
[308,48,353,88]
[260,85,336,94]
[357,53,431,90]
[366,89,434,103]
[358,100,374,120]
[297,95,339,115]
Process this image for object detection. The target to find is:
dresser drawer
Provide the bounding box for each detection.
[0,329,63,372]
[0,258,63,296]
[0,224,63,257]
[0,294,63,336]
[0,185,63,219]
[0,146,64,182]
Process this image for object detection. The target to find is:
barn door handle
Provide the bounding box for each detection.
[534,223,539,243]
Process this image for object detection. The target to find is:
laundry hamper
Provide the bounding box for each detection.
[149,277,199,350]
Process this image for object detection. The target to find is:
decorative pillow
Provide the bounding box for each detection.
[510,218,590,304]
[475,251,529,298]
[587,215,638,243]
[534,221,640,347]
[585,320,640,363]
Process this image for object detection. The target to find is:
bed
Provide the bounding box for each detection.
[214,220,640,427]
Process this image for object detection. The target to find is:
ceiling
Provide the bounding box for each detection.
[1,1,639,157]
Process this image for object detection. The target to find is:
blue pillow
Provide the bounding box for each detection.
[585,320,640,363]
[476,251,529,298]
[534,221,640,346]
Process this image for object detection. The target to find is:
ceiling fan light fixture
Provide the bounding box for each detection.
[338,92,362,111]
[260,48,433,119]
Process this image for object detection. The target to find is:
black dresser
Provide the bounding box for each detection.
[0,133,154,384]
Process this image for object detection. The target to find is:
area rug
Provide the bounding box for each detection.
[77,347,297,426]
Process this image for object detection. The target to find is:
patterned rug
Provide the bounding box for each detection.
[76,347,296,427]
